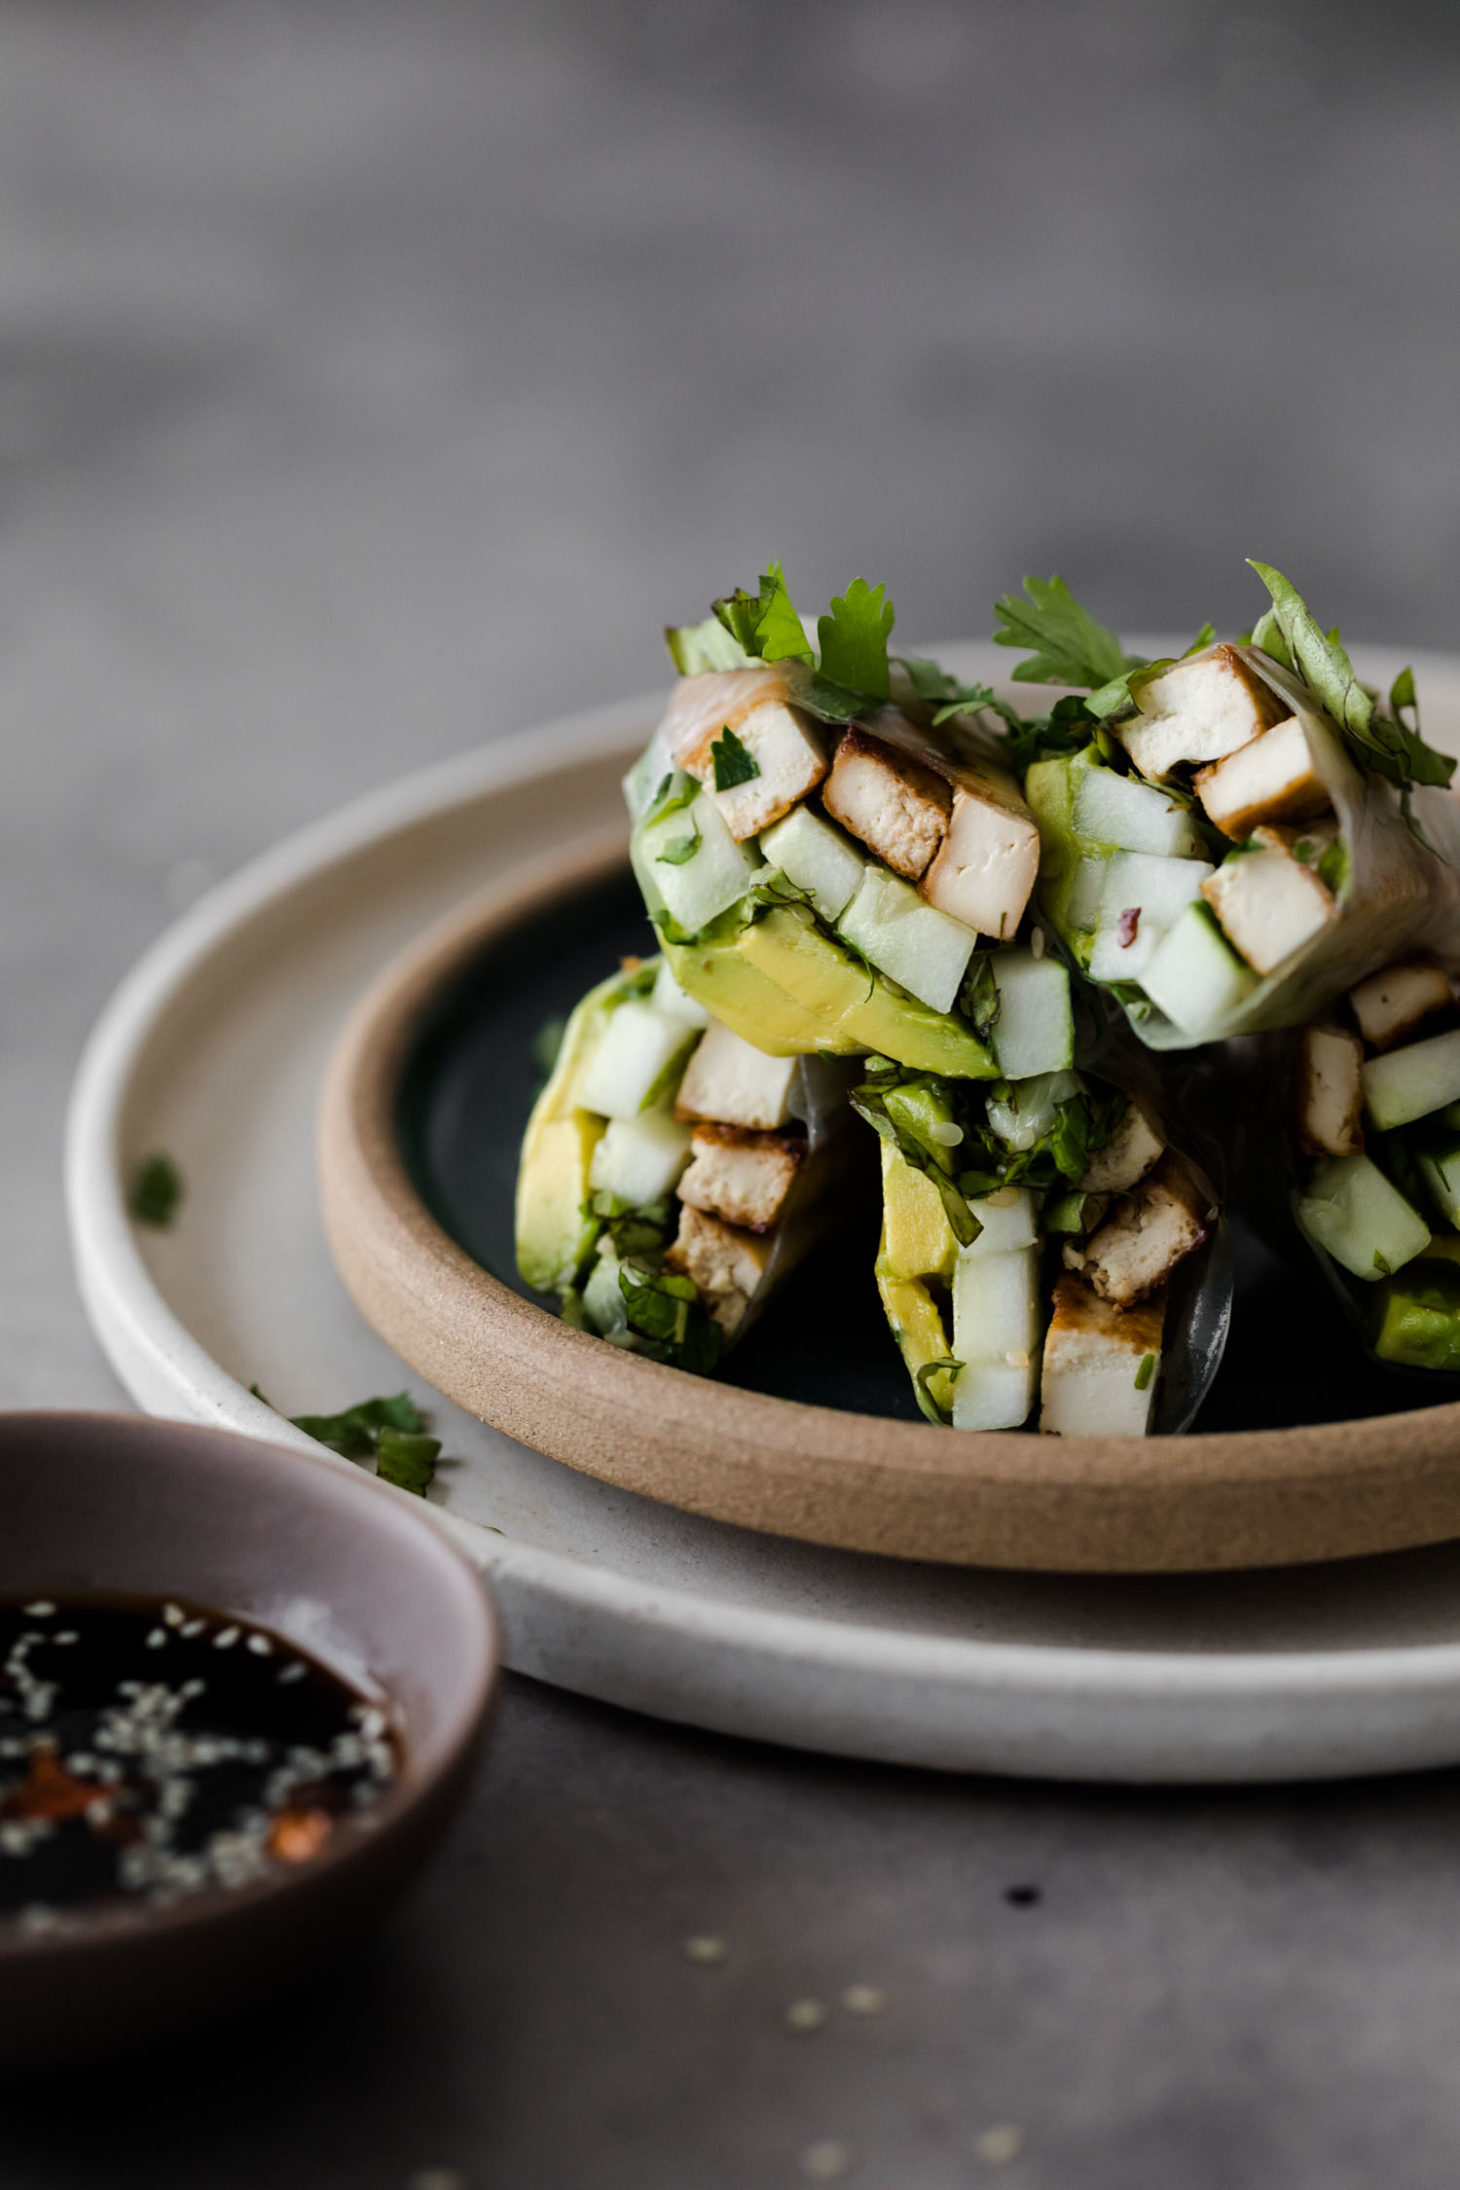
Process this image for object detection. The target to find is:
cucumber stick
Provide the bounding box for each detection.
[1296,1152,1431,1281]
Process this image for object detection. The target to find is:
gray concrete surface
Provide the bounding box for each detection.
[4,1,1460,2181]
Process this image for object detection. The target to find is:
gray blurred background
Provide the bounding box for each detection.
[6,5,1460,2185]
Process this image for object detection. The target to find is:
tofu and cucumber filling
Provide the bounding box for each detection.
[1288,955,1460,1372]
[991,564,1460,1049]
[516,954,855,1370]
[859,1058,1213,1435]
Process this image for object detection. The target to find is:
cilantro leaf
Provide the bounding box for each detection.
[993,575,1135,690]
[645,771,700,827]
[375,1426,441,1496]
[959,954,1001,1043]
[711,727,760,790]
[289,1390,425,1460]
[655,823,701,866]
[1247,561,1455,799]
[712,563,813,665]
[817,578,894,700]
[128,1152,184,1229]
[618,1258,722,1374]
[895,654,1026,733]
[1000,693,1099,773]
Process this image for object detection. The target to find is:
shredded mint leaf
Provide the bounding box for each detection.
[713,563,813,665]
[588,1191,677,1261]
[1247,561,1455,799]
[375,1426,441,1496]
[913,1357,962,1426]
[993,575,1136,690]
[1000,692,1099,773]
[711,726,760,791]
[817,578,894,700]
[650,907,700,947]
[1134,1352,1157,1393]
[128,1152,184,1229]
[618,1258,722,1374]
[289,1390,425,1461]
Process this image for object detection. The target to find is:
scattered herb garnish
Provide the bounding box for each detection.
[655,820,702,865]
[128,1153,184,1229]
[959,953,1002,1044]
[252,1386,441,1496]
[712,563,813,666]
[817,578,895,700]
[1134,1353,1157,1392]
[645,771,700,828]
[711,726,760,791]
[618,1259,722,1374]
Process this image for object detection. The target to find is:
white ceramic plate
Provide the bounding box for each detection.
[66,643,1460,1782]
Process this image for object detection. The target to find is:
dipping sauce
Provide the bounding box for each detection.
[0,1596,399,1934]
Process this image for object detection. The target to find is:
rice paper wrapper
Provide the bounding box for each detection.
[1136,648,1460,1048]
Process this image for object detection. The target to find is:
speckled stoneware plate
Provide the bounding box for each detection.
[66,643,1460,1782]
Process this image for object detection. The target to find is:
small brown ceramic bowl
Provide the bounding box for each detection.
[0,1411,498,2072]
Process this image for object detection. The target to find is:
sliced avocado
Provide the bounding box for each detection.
[1373,1254,1460,1373]
[515,963,646,1294]
[878,1140,959,1283]
[1025,747,1109,971]
[875,1248,958,1421]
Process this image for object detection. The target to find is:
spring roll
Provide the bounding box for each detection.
[515,955,856,1372]
[997,565,1460,1050]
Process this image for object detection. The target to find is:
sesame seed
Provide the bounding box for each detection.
[785,1998,827,2034]
[22,1603,55,1618]
[841,1983,887,2016]
[162,1604,186,1628]
[246,1635,272,1657]
[181,1619,206,1638]
[975,2125,1024,2167]
[801,2142,855,2180]
[683,1934,727,1965]
[145,1629,168,1649]
[213,1628,240,1650]
[277,1663,306,1685]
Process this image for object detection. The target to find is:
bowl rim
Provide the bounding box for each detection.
[0,1409,499,1964]
[316,838,1460,1577]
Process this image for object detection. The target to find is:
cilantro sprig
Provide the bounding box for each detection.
[252,1386,442,1497]
[129,1152,184,1229]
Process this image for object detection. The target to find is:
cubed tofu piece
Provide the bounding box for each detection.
[664,1203,774,1335]
[661,664,797,768]
[822,726,951,881]
[1201,826,1338,976]
[685,701,828,842]
[1117,643,1286,781]
[1064,1155,1209,1307]
[674,1020,799,1131]
[676,1123,804,1233]
[1295,1023,1365,1157]
[1039,1277,1165,1437]
[918,776,1040,939]
[1194,715,1330,838]
[1079,1102,1165,1195]
[1349,958,1454,1052]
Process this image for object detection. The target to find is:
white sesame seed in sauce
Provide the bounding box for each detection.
[22,1603,55,1619]
[785,1998,828,2034]
[162,1604,186,1628]
[975,2124,1025,2167]
[213,1627,240,1650]
[683,1934,728,1964]
[841,1983,887,2016]
[246,1634,272,1656]
[801,2142,855,2180]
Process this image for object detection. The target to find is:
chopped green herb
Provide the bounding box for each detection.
[1318,835,1351,897]
[913,1358,962,1426]
[711,726,760,791]
[993,575,1135,691]
[850,1075,983,1248]
[374,1426,442,1496]
[959,953,1002,1043]
[128,1153,184,1229]
[656,824,701,866]
[1134,1352,1157,1392]
[1373,1249,1393,1277]
[712,564,813,666]
[618,1258,722,1374]
[645,771,700,828]
[288,1390,425,1462]
[587,1190,677,1261]
[817,578,895,700]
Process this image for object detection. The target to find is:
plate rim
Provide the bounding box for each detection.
[62,660,1460,1779]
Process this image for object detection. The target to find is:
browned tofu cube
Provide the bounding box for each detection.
[1117,643,1286,781]
[1348,958,1454,1052]
[1064,1155,1209,1307]
[1194,715,1331,838]
[676,1123,804,1233]
[1039,1277,1166,1437]
[664,1203,774,1335]
[918,775,1041,939]
[1295,1024,1365,1157]
[1079,1102,1165,1196]
[662,664,796,769]
[1201,824,1338,976]
[822,726,951,881]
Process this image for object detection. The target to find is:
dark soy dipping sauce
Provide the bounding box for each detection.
[0,1595,400,1934]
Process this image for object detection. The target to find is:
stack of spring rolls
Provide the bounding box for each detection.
[515,557,1460,1433]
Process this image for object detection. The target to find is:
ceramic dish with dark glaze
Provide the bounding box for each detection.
[0,1412,497,2071]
